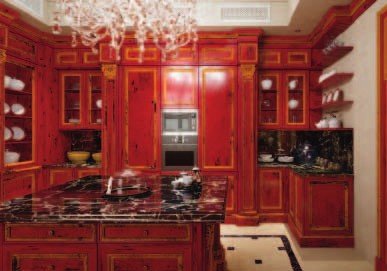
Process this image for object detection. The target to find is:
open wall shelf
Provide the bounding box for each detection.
[311,100,353,111]
[319,46,353,68]
[318,73,354,89]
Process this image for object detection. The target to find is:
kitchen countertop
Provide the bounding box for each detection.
[0,175,227,223]
[258,162,353,176]
[43,163,102,169]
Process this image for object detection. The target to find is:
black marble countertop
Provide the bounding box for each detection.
[0,175,227,223]
[258,162,353,176]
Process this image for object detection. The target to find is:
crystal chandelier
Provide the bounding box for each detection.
[52,0,198,61]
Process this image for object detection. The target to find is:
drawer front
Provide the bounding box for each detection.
[5,223,96,242]
[108,254,183,271]
[12,253,88,271]
[76,168,101,179]
[101,224,191,242]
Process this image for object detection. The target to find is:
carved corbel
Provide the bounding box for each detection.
[241,64,256,80]
[101,64,117,80]
[0,48,6,64]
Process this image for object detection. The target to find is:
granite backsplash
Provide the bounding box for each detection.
[258,130,353,173]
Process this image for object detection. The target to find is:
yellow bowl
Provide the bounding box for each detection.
[92,152,102,164]
[67,151,90,165]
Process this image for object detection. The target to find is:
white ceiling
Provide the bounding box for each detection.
[1,0,353,35]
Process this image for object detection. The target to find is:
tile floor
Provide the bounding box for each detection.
[221,223,374,271]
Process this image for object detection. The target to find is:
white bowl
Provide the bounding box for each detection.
[278,156,294,163]
[259,154,272,159]
[4,75,11,89]
[4,127,12,141]
[288,99,299,109]
[96,118,102,124]
[10,79,25,91]
[11,126,25,141]
[4,102,10,114]
[258,157,275,163]
[96,99,102,109]
[5,151,20,164]
[288,79,298,90]
[11,103,26,115]
[261,79,273,90]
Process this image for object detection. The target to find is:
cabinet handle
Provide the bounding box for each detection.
[143,265,150,271]
[153,101,156,113]
[49,264,56,270]
[143,229,149,237]
[48,229,55,237]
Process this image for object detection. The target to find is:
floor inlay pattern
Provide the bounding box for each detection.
[221,234,303,271]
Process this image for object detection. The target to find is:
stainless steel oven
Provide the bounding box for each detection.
[162,135,197,171]
[162,109,198,135]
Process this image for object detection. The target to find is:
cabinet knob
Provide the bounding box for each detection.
[48,229,55,236]
[49,265,56,270]
[143,265,150,271]
[143,229,149,237]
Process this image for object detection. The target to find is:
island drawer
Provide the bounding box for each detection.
[100,224,191,242]
[4,223,96,242]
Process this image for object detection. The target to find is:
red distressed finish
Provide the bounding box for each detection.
[199,44,237,65]
[288,172,354,247]
[161,66,198,108]
[199,66,237,171]
[123,67,160,171]
[258,168,287,214]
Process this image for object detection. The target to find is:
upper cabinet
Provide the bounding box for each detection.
[199,44,238,65]
[3,61,36,167]
[123,67,160,171]
[200,66,237,171]
[258,70,309,129]
[161,66,198,108]
[59,71,102,130]
[259,49,311,69]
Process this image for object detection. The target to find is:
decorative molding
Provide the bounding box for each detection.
[0,48,6,63]
[101,64,117,80]
[240,64,255,80]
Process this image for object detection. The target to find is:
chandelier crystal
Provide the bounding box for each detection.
[52,0,198,61]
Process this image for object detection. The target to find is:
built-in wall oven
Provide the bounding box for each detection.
[161,109,198,170]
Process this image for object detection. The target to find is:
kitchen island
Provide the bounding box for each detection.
[0,175,228,271]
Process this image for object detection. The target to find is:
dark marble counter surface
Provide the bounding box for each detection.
[258,163,353,176]
[0,175,227,223]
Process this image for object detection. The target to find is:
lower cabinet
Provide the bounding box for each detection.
[288,172,354,247]
[48,167,101,186]
[257,168,288,222]
[99,245,192,271]
[3,244,97,271]
[1,169,38,201]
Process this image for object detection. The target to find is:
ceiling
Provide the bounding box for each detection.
[1,0,353,36]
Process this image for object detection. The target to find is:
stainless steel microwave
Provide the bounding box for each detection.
[162,109,198,135]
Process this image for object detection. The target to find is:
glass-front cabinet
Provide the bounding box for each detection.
[284,71,308,127]
[258,70,308,129]
[60,71,102,129]
[258,71,281,127]
[3,62,35,166]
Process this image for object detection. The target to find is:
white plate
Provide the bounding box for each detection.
[96,99,102,109]
[11,103,26,115]
[11,126,25,141]
[4,103,10,114]
[4,127,12,141]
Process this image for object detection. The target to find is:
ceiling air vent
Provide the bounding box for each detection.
[221,6,270,23]
[8,0,44,17]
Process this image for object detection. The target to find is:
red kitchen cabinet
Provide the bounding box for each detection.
[259,49,310,68]
[258,168,287,214]
[226,175,237,214]
[199,44,237,65]
[258,70,309,129]
[200,66,237,171]
[99,244,192,271]
[59,71,102,130]
[288,172,354,247]
[124,67,160,171]
[3,244,97,271]
[1,169,37,201]
[49,168,101,186]
[55,50,80,67]
[161,66,198,108]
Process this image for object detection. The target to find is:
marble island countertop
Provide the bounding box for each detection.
[0,175,227,223]
[258,162,353,176]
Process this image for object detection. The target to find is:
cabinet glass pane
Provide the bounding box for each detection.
[63,75,81,124]
[259,74,280,125]
[286,74,305,125]
[4,62,34,164]
[89,74,102,125]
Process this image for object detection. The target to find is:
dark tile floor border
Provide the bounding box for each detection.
[221,234,303,271]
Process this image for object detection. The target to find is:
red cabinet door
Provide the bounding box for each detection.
[200,67,237,171]
[49,169,74,186]
[161,66,198,108]
[4,244,96,271]
[258,168,285,213]
[2,171,36,201]
[124,67,160,170]
[305,177,353,236]
[258,71,282,128]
